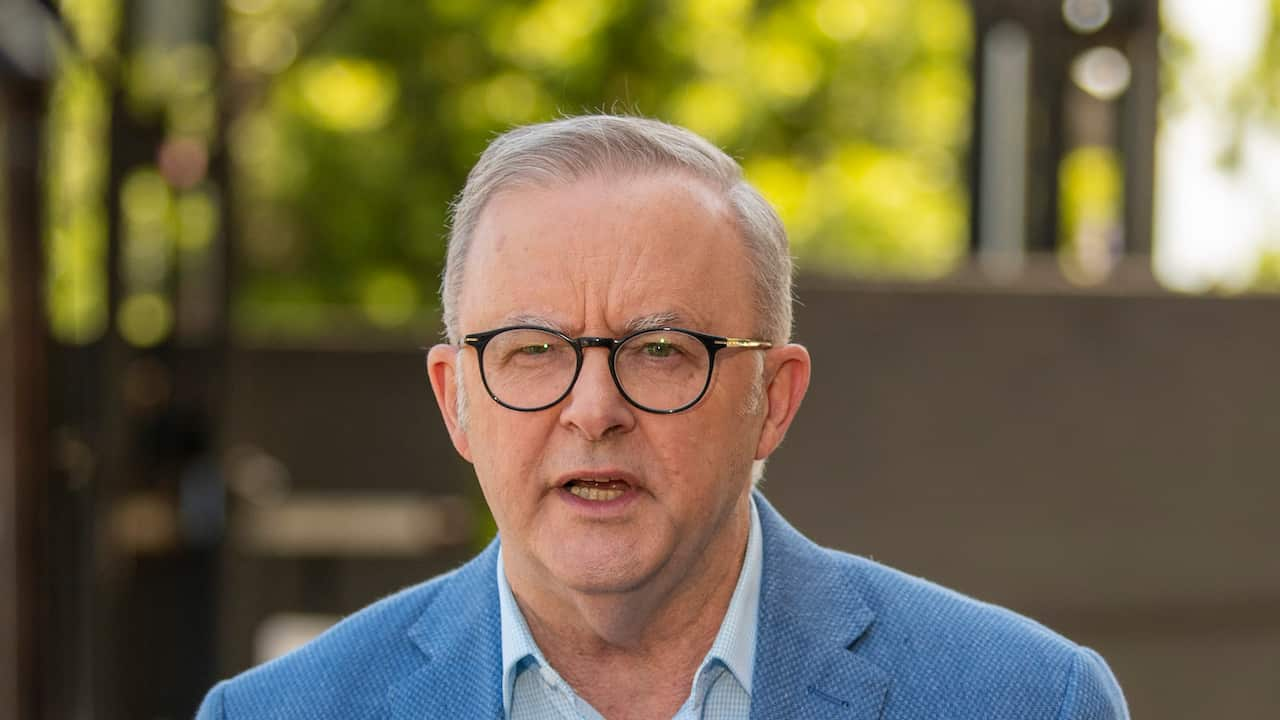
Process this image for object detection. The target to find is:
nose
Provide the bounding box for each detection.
[558,346,636,440]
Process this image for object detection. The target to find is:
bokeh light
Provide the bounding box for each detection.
[1062,0,1112,34]
[360,269,419,328]
[297,58,398,132]
[59,0,122,61]
[157,137,210,190]
[45,45,110,344]
[813,0,869,41]
[1071,46,1131,101]
[120,168,174,297]
[498,0,616,70]
[118,292,174,347]
[246,21,299,73]
[38,0,1280,350]
[176,191,219,253]
[668,81,745,143]
[219,0,975,338]
[1060,146,1123,283]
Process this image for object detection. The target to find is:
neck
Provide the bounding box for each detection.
[505,498,751,718]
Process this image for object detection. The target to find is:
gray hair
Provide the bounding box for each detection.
[440,115,794,345]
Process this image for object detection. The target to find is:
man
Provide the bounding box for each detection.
[197,115,1128,719]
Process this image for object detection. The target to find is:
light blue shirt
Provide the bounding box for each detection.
[496,496,763,720]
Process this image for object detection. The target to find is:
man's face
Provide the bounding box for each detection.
[429,171,802,601]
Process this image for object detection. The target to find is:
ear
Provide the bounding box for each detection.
[426,343,473,462]
[754,343,811,461]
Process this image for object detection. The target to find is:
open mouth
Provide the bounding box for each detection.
[563,478,631,502]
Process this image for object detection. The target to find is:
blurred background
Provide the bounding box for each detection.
[2,0,1278,717]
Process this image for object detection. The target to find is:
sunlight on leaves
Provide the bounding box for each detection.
[118,292,174,347]
[1060,146,1122,284]
[221,0,974,335]
[813,0,870,41]
[59,0,121,62]
[750,31,823,104]
[45,50,109,344]
[298,58,398,132]
[668,81,746,143]
[497,0,616,69]
[361,269,419,327]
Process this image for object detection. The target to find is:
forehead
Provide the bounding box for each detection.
[457,172,755,334]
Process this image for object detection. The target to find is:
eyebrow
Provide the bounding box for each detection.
[502,313,564,331]
[497,311,693,335]
[624,311,683,333]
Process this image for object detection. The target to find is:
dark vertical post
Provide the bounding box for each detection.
[1122,3,1160,255]
[1,73,49,720]
[94,1,232,714]
[1027,30,1069,252]
[967,4,987,254]
[968,0,1159,263]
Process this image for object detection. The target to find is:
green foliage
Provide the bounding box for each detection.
[44,46,111,344]
[1160,0,1280,292]
[227,0,974,334]
[1255,247,1280,289]
[1058,146,1121,284]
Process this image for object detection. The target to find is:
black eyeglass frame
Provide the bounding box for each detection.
[462,325,773,414]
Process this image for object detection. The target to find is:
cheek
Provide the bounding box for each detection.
[652,412,754,501]
[701,380,764,484]
[468,410,551,500]
[471,448,536,538]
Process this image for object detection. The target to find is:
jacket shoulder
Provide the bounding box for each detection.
[830,548,1127,719]
[196,557,486,720]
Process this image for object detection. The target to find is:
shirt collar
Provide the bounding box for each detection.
[703,493,762,695]
[496,547,548,716]
[495,495,764,714]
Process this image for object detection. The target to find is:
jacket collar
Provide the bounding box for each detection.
[750,493,889,720]
[387,491,887,720]
[387,541,505,720]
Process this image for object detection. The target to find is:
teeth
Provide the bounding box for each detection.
[567,483,625,501]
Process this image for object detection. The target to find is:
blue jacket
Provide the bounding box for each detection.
[197,493,1128,719]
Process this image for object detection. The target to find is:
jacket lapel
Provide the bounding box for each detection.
[387,542,505,720]
[384,497,888,720]
[750,493,890,720]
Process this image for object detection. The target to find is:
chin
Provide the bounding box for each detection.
[546,544,664,595]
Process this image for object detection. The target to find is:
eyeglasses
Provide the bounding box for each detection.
[461,326,772,414]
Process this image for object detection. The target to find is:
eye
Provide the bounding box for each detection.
[518,343,551,355]
[642,340,679,358]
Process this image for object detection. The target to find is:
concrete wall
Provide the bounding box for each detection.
[768,285,1280,718]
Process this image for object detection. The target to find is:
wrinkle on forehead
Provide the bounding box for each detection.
[460,172,751,337]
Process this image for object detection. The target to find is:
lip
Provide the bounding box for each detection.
[554,469,642,516]
[554,469,641,489]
